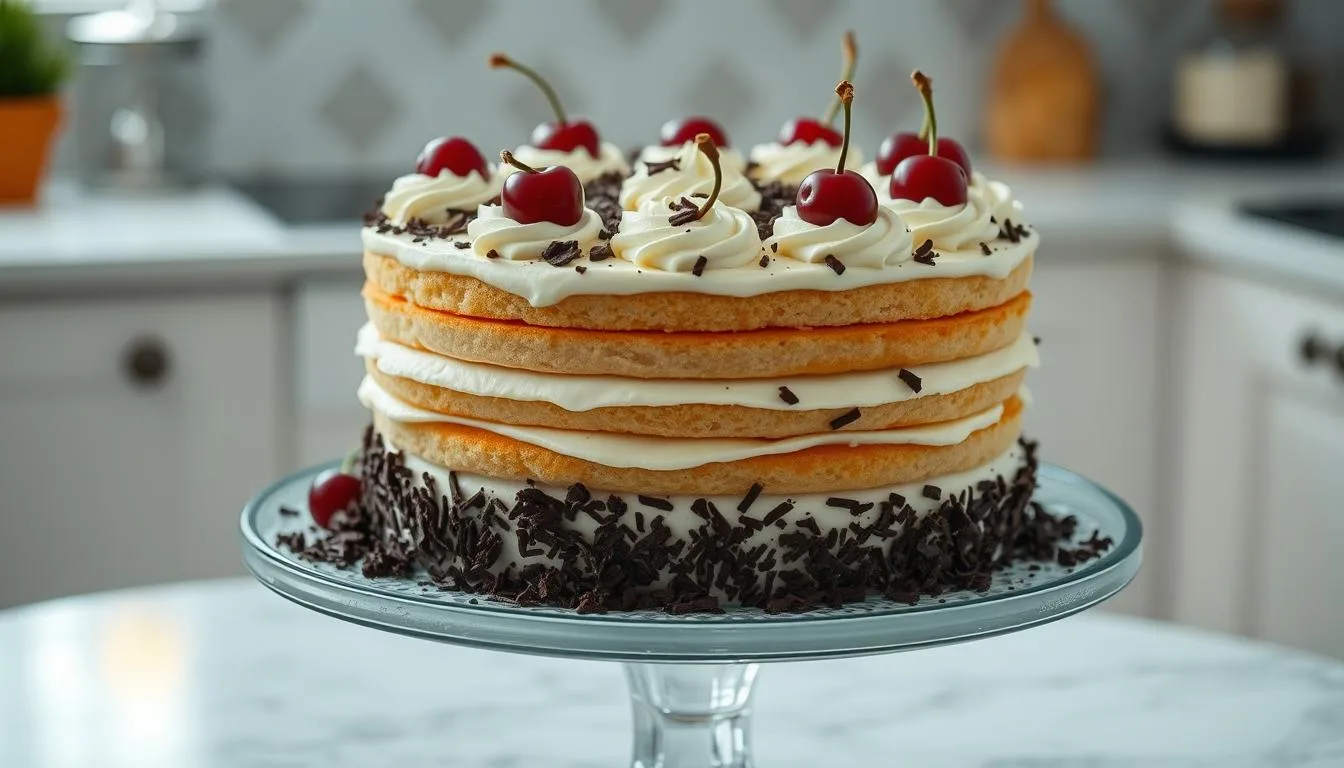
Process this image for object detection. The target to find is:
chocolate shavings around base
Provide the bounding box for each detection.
[829,408,861,430]
[638,495,674,512]
[284,428,1104,614]
[738,483,764,513]
[778,386,799,405]
[897,368,923,393]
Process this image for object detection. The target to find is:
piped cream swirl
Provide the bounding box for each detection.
[748,140,864,186]
[883,193,999,252]
[466,204,603,261]
[620,140,761,211]
[638,143,748,174]
[611,199,762,272]
[499,141,629,184]
[970,171,1026,227]
[380,170,502,226]
[766,204,912,269]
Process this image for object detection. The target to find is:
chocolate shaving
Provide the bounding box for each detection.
[486,249,501,260]
[738,483,764,514]
[897,368,923,393]
[574,265,587,274]
[638,495,674,511]
[913,251,939,266]
[691,255,708,277]
[913,238,934,258]
[759,253,770,268]
[922,484,942,500]
[589,243,613,262]
[540,240,581,267]
[980,241,992,256]
[829,408,861,430]
[824,254,846,275]
[453,240,471,249]
[777,386,799,405]
[362,209,474,241]
[645,158,681,175]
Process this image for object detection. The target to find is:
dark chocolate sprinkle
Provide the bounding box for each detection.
[980,241,992,256]
[645,158,681,175]
[829,408,861,430]
[824,254,846,275]
[638,495,674,511]
[486,249,501,260]
[589,243,613,262]
[897,368,923,393]
[777,386,799,405]
[738,483,764,513]
[759,253,770,267]
[540,239,582,267]
[922,485,942,500]
[913,238,934,257]
[692,255,708,277]
[574,265,587,274]
[453,240,471,249]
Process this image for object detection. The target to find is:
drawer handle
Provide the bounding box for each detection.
[1300,332,1326,365]
[124,337,171,387]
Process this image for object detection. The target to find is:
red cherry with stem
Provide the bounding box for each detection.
[499,151,584,226]
[777,30,856,148]
[660,116,730,148]
[308,468,361,529]
[415,136,489,178]
[490,53,600,158]
[796,81,878,227]
[888,70,968,207]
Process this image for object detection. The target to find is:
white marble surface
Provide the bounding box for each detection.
[0,579,1341,767]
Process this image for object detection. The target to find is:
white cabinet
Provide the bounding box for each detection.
[0,293,285,608]
[292,277,369,468]
[1026,251,1170,619]
[1172,268,1344,658]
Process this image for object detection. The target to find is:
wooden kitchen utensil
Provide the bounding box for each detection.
[985,0,1099,162]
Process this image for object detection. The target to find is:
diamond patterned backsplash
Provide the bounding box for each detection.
[205,0,1343,174]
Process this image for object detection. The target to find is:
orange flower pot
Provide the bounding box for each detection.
[0,96,62,205]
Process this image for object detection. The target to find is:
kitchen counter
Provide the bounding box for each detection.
[1,579,1341,766]
[1,158,1340,296]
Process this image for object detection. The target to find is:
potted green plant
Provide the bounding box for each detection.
[0,0,68,204]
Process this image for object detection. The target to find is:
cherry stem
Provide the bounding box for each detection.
[339,445,360,476]
[500,150,539,174]
[693,133,722,222]
[911,70,938,157]
[490,52,568,125]
[835,81,855,174]
[821,31,858,126]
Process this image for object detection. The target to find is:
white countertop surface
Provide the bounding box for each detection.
[0,579,1341,767]
[1,158,1341,296]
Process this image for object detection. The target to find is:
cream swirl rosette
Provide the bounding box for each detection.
[970,171,1026,227]
[748,140,864,187]
[767,204,912,268]
[612,198,761,272]
[499,141,629,184]
[637,142,747,174]
[467,204,603,261]
[380,169,502,226]
[883,193,999,252]
[620,139,761,211]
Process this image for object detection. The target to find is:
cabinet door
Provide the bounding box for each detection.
[1173,269,1344,657]
[0,294,284,607]
[1026,257,1167,618]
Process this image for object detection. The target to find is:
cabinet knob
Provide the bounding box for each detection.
[124,337,171,388]
[1300,332,1326,365]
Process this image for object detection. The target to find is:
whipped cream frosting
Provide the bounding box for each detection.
[748,140,864,186]
[499,141,629,184]
[466,204,603,261]
[393,438,1028,548]
[766,204,912,268]
[970,171,1025,226]
[882,192,999,252]
[620,140,761,211]
[380,169,503,226]
[358,324,1038,412]
[638,143,748,174]
[360,376,1012,471]
[362,224,1035,306]
[611,199,762,272]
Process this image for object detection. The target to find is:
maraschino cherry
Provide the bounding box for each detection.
[888,71,968,207]
[308,467,360,529]
[660,116,730,148]
[499,150,584,226]
[796,81,878,227]
[875,71,973,177]
[490,53,600,158]
[415,136,489,178]
[776,31,856,148]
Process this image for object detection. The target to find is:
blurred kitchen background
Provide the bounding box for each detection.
[2,0,1342,656]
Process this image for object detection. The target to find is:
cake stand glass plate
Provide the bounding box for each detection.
[241,462,1141,768]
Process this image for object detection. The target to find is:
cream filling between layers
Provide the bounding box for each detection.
[361,227,1035,307]
[390,439,1029,547]
[359,376,1017,471]
[357,324,1039,412]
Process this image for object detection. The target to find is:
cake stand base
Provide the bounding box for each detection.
[241,463,1142,767]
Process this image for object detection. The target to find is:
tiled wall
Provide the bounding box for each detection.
[77,0,1344,175]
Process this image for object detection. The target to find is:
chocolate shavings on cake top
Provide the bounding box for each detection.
[363,209,473,242]
[824,255,846,275]
[540,239,581,267]
[667,196,701,227]
[583,172,625,234]
[279,429,1102,614]
[691,255,708,277]
[645,158,680,175]
[751,180,797,240]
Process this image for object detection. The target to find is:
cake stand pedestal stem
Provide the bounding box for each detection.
[624,662,760,767]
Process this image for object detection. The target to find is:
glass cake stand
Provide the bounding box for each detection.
[241,462,1142,768]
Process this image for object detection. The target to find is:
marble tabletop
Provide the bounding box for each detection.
[1,580,1342,767]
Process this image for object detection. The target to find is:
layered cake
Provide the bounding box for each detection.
[288,50,1105,613]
